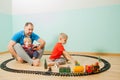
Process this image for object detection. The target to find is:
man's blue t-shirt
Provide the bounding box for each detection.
[11,30,40,45]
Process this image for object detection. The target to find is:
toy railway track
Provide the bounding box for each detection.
[0,54,111,76]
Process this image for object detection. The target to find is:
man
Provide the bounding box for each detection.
[8,22,45,66]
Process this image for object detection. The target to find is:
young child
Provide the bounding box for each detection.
[22,37,39,60]
[48,33,76,66]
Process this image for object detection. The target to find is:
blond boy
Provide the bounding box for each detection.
[48,33,75,66]
[22,37,39,60]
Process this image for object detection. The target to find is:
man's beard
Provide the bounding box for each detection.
[25,33,32,37]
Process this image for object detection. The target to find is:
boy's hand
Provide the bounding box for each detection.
[32,46,38,50]
[67,60,71,64]
[33,46,37,48]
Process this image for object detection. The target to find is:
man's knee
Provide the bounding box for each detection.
[13,43,21,49]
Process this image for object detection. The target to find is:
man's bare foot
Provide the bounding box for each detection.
[17,56,24,63]
[32,59,40,66]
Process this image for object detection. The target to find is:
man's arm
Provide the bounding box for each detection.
[37,38,46,50]
[8,40,22,61]
[8,40,18,57]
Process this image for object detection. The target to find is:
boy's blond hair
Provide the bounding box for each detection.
[24,37,32,43]
[59,33,68,39]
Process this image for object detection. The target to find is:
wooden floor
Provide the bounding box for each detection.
[0,51,120,80]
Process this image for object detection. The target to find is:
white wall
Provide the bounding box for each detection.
[0,0,12,14]
[1,0,119,53]
[12,0,120,14]
[0,0,120,53]
[0,0,12,52]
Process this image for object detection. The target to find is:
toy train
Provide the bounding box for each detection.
[59,62,100,74]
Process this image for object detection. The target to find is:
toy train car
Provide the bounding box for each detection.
[59,67,71,73]
[73,66,84,73]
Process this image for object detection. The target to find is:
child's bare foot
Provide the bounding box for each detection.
[48,62,55,67]
[32,59,40,66]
